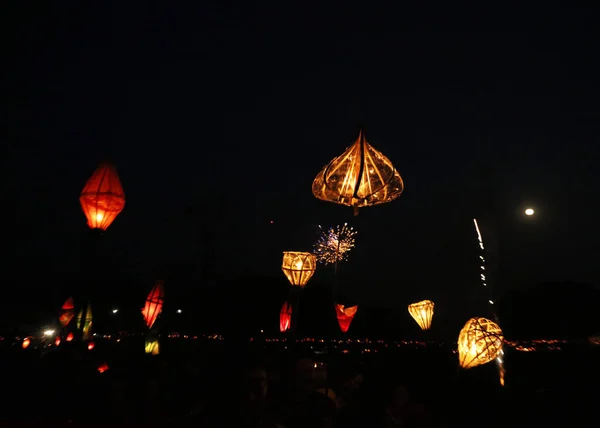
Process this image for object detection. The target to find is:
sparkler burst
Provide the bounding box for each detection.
[313,223,357,265]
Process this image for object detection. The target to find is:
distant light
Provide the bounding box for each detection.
[260,329,264,334]
[177,309,182,314]
[43,330,55,336]
[112,309,118,314]
[270,220,274,224]
[525,208,534,216]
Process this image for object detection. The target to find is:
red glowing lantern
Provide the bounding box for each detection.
[142,280,164,329]
[280,301,292,332]
[66,332,74,342]
[97,362,109,373]
[59,297,75,327]
[22,338,31,349]
[335,304,358,333]
[87,341,95,350]
[80,161,126,231]
[54,337,61,346]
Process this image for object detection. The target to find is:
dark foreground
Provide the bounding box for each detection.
[1,339,598,427]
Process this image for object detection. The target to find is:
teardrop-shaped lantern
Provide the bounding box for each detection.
[281,252,316,287]
[457,317,504,369]
[280,301,292,332]
[80,161,126,231]
[142,280,165,329]
[312,130,403,215]
[59,297,75,327]
[408,300,434,330]
[335,304,358,333]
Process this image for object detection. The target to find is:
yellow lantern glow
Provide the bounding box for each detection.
[312,130,404,215]
[457,317,504,369]
[145,338,160,355]
[408,300,434,330]
[281,251,316,287]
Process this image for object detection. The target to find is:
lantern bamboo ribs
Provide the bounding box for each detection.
[312,130,404,215]
[80,161,126,231]
[281,252,317,288]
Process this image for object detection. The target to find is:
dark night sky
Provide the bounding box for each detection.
[4,4,600,329]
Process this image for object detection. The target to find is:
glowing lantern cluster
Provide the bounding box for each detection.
[80,161,126,231]
[408,300,435,330]
[457,317,504,369]
[312,130,404,215]
[280,301,292,332]
[335,304,358,333]
[281,252,316,287]
[142,280,165,329]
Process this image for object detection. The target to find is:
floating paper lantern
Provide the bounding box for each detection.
[280,301,292,332]
[335,304,358,333]
[22,338,31,349]
[145,339,160,355]
[312,130,404,215]
[458,317,504,369]
[142,280,165,329]
[59,297,75,327]
[281,252,317,287]
[408,300,435,330]
[80,161,126,231]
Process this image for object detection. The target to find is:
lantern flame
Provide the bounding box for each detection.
[282,252,317,287]
[80,161,126,231]
[142,280,165,329]
[280,301,292,332]
[335,304,358,333]
[312,130,403,215]
[408,300,434,330]
[457,317,504,369]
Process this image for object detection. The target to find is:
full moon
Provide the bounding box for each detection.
[524,208,534,216]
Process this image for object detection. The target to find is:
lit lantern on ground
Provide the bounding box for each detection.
[66,332,74,342]
[59,297,75,327]
[87,341,95,350]
[280,301,292,332]
[142,280,165,329]
[408,300,435,330]
[80,161,126,231]
[97,362,109,373]
[77,303,93,341]
[55,337,61,346]
[22,338,31,349]
[458,317,504,369]
[335,304,358,333]
[282,252,317,287]
[312,130,404,215]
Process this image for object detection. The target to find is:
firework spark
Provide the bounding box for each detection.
[313,223,357,265]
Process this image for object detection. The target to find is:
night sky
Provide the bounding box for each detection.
[5,4,600,331]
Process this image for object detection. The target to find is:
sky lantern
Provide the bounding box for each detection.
[312,130,404,215]
[458,317,504,369]
[281,252,317,287]
[335,304,358,333]
[22,337,31,349]
[280,301,292,332]
[80,161,126,231]
[97,362,110,373]
[59,297,75,327]
[142,280,165,329]
[408,300,435,330]
[76,303,93,341]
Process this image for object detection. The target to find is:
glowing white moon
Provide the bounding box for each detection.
[524,208,534,216]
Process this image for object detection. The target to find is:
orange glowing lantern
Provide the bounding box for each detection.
[54,337,61,346]
[97,362,109,373]
[142,280,164,329]
[80,161,126,231]
[22,338,31,349]
[408,300,435,330]
[280,301,292,332]
[59,297,75,327]
[335,304,358,333]
[66,332,74,342]
[87,341,95,350]
[457,317,504,369]
[312,130,404,215]
[282,252,317,287]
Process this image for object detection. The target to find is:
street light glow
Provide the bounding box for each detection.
[525,208,534,216]
[43,330,55,336]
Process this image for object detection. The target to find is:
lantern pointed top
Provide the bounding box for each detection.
[312,130,404,215]
[80,161,126,231]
